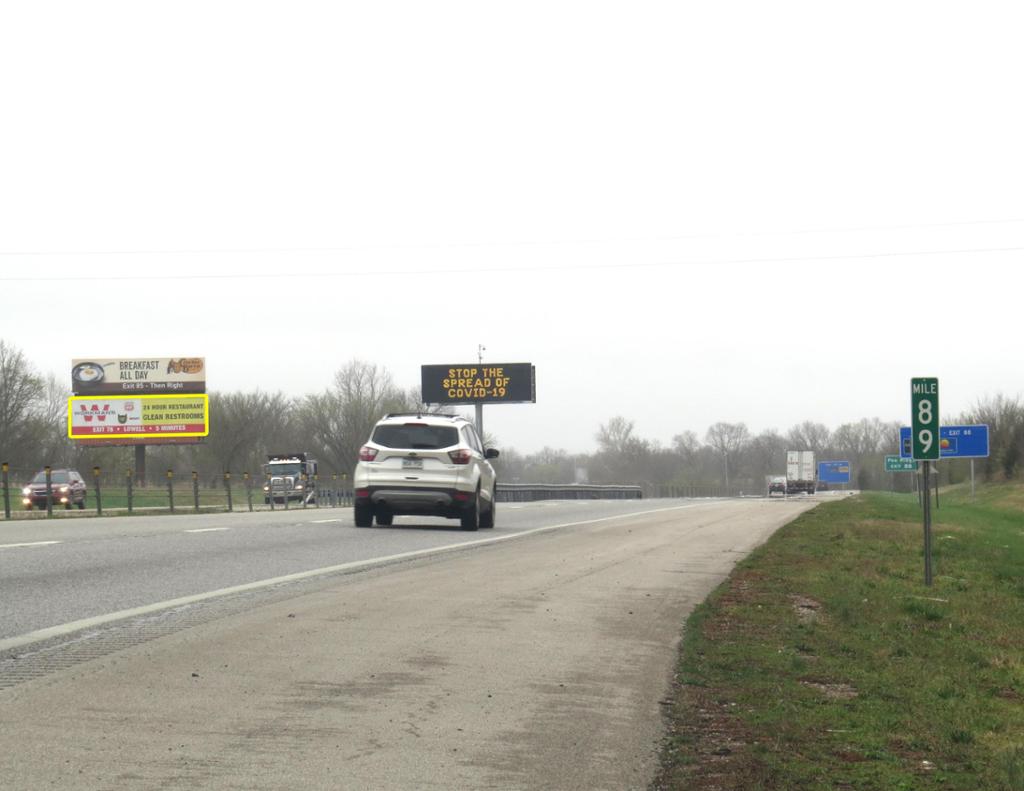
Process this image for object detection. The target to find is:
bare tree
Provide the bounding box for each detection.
[0,340,46,467]
[786,421,831,454]
[200,391,295,481]
[704,422,750,487]
[966,394,1024,480]
[298,360,409,475]
[672,430,701,460]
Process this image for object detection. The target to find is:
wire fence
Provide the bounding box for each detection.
[0,462,354,520]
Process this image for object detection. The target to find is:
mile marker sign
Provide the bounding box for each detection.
[911,377,940,461]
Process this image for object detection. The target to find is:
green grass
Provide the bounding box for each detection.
[655,485,1024,790]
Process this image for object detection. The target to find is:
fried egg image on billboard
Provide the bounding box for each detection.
[72,363,105,383]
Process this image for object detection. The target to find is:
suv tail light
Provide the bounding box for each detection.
[359,446,379,462]
[448,449,472,465]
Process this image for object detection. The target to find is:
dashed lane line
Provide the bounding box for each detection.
[0,541,62,550]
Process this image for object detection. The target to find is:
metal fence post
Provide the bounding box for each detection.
[192,471,200,511]
[127,469,134,514]
[93,466,102,516]
[2,462,9,520]
[301,472,308,509]
[313,473,319,508]
[267,475,275,511]
[342,473,349,506]
[244,471,253,512]
[167,469,175,513]
[225,471,233,512]
[45,465,53,517]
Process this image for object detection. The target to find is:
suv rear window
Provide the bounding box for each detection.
[372,424,459,450]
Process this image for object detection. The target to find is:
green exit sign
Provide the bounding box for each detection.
[911,377,940,461]
[885,455,918,472]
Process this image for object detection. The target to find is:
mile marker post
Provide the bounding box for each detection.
[911,377,940,586]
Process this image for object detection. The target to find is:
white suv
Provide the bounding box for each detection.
[353,413,499,530]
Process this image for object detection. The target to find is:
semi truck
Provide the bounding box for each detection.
[786,450,816,495]
[263,452,318,505]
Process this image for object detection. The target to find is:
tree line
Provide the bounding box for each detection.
[2,340,1022,490]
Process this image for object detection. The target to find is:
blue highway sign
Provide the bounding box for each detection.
[899,425,990,459]
[818,461,852,484]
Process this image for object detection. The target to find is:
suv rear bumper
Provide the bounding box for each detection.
[357,486,474,518]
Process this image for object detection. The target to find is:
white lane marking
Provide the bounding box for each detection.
[311,519,344,524]
[0,541,62,550]
[184,527,232,534]
[0,502,705,652]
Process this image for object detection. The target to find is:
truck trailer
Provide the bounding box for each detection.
[786,450,816,495]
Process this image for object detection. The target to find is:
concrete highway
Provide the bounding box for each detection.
[0,497,818,790]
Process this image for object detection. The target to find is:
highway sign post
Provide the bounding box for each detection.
[911,377,939,586]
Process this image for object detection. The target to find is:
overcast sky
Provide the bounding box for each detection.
[2,2,1023,454]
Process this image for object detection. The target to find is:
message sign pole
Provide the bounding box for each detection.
[2,462,9,520]
[911,377,939,587]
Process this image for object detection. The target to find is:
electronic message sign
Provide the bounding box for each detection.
[421,363,535,404]
[68,395,209,440]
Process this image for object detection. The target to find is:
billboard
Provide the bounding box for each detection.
[818,460,851,484]
[421,363,536,404]
[68,395,209,439]
[898,425,990,459]
[71,357,206,395]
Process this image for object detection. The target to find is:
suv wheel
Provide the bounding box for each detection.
[479,490,495,529]
[461,491,480,531]
[354,503,373,528]
[375,512,393,526]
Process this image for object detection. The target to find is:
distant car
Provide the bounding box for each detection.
[23,468,88,510]
[767,476,787,497]
[353,412,499,530]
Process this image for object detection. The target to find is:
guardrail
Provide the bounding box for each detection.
[496,483,642,502]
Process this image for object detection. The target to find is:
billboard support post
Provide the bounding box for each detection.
[971,459,976,500]
[135,446,146,487]
[475,403,484,441]
[93,466,102,516]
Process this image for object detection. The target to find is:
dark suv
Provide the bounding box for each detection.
[23,469,88,510]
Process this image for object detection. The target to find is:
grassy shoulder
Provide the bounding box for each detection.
[655,485,1024,790]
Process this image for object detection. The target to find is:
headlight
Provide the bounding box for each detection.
[59,486,70,493]
[296,483,304,491]
[263,485,270,492]
[22,487,31,495]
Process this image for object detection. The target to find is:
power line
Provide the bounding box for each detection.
[0,244,1021,283]
[1,217,1023,260]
